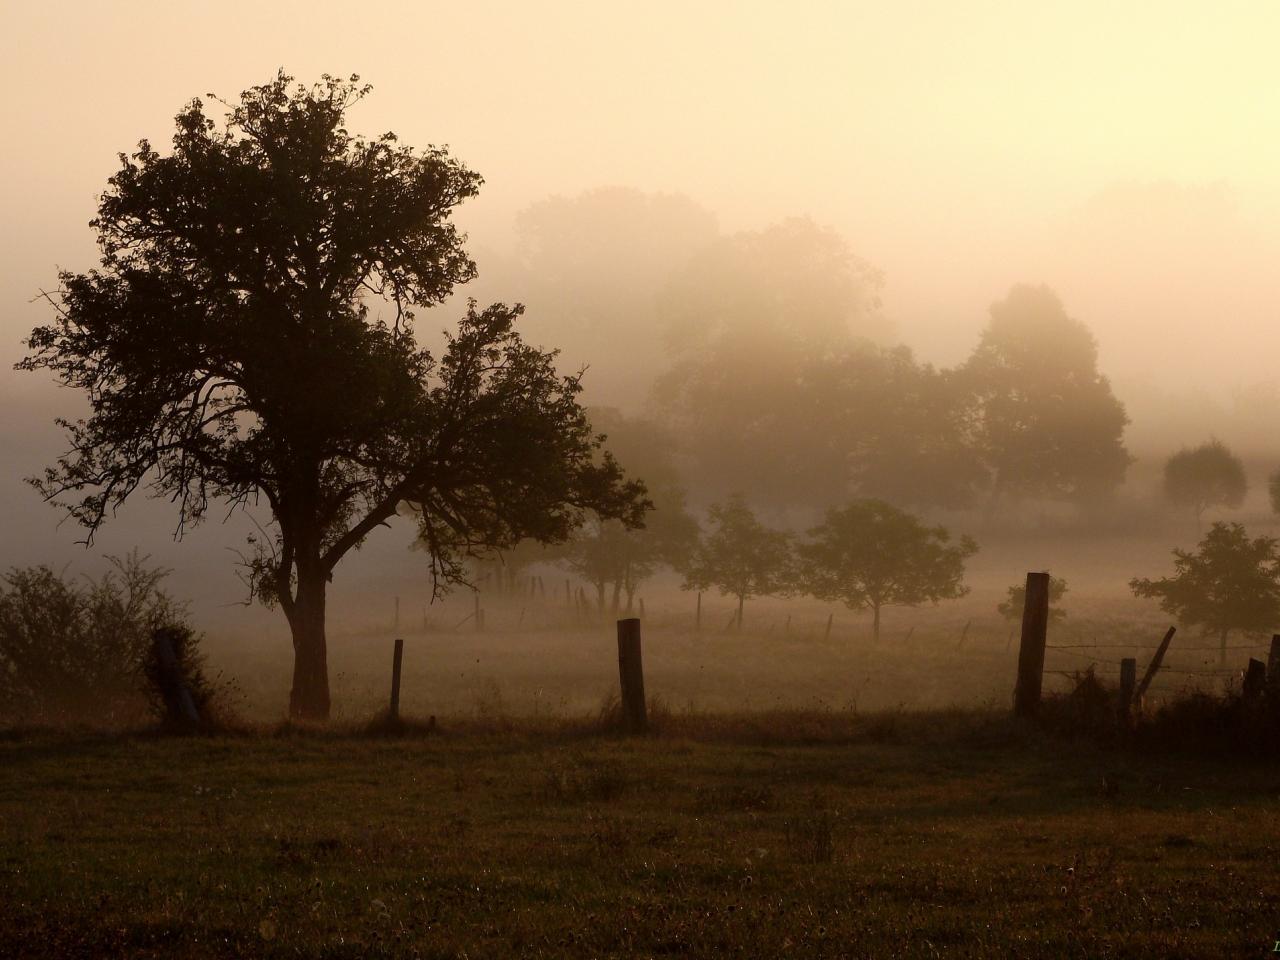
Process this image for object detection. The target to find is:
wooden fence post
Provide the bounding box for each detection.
[616,618,648,733]
[1243,658,1267,703]
[152,630,201,727]
[1118,657,1136,727]
[474,592,484,632]
[824,612,833,641]
[696,591,702,632]
[957,619,971,651]
[1135,626,1177,702]
[389,637,404,721]
[1013,572,1050,718]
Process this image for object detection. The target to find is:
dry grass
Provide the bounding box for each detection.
[3,710,1280,957]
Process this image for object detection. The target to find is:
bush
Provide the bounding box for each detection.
[0,552,190,724]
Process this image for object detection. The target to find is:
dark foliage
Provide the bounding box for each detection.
[0,553,187,723]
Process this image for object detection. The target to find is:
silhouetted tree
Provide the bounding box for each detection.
[18,73,647,720]
[797,500,977,642]
[1269,469,1280,520]
[962,285,1130,509]
[1130,522,1280,664]
[680,495,792,630]
[1162,440,1247,530]
[997,575,1068,622]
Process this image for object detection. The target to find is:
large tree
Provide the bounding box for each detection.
[962,284,1131,509]
[796,499,976,642]
[18,73,647,719]
[1131,522,1280,664]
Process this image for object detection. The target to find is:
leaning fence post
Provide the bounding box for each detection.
[1013,572,1050,718]
[616,617,648,733]
[389,637,404,721]
[1135,626,1177,703]
[1118,657,1136,727]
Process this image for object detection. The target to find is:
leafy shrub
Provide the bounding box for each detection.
[0,552,189,724]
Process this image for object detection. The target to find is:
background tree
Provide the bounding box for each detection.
[680,495,792,630]
[1130,522,1280,664]
[1269,468,1280,520]
[797,499,977,642]
[1161,440,1247,530]
[556,409,697,615]
[19,73,647,720]
[997,575,1068,622]
[961,284,1131,509]
[655,218,888,507]
[1167,440,1244,529]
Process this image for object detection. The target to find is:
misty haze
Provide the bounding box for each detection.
[4,4,1280,957]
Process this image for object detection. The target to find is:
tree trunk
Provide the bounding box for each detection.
[872,603,881,644]
[736,594,744,631]
[288,566,331,721]
[595,581,606,617]
[610,580,623,616]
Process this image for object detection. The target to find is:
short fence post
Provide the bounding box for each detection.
[1118,657,1136,727]
[152,630,201,727]
[1243,658,1267,703]
[616,617,648,734]
[1013,572,1050,718]
[389,637,404,721]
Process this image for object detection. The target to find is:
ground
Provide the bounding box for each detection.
[3,714,1279,958]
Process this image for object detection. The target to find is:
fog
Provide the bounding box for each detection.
[4,2,1280,717]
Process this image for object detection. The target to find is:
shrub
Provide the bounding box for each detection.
[0,552,190,724]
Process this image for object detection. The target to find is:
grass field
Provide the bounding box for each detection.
[3,713,1280,958]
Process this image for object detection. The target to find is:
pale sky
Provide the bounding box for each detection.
[3,0,1280,609]
[5,2,1280,381]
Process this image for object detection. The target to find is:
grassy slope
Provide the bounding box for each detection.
[2,714,1279,959]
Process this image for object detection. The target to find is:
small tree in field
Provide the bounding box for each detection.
[18,73,647,720]
[998,575,1068,622]
[1130,522,1280,664]
[797,499,976,642]
[680,495,792,630]
[1163,440,1246,530]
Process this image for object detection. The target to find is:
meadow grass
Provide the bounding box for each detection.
[2,710,1279,958]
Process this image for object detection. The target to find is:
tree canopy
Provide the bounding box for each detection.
[19,72,647,719]
[1130,522,1280,663]
[796,499,976,642]
[1163,439,1247,528]
[962,284,1131,507]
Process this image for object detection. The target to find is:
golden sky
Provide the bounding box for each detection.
[5,0,1280,393]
